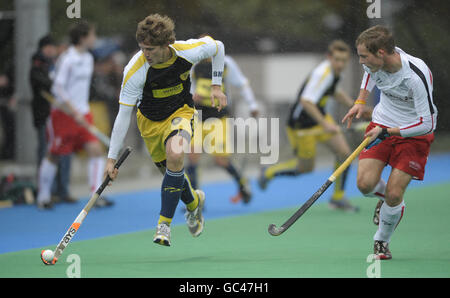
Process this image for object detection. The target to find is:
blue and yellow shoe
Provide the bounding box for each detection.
[185,190,205,237]
[153,222,171,246]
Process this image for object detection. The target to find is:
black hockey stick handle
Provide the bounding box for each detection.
[95,146,133,195]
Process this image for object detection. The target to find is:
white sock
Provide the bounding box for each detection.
[37,158,58,204]
[364,178,386,201]
[88,157,105,196]
[374,201,405,243]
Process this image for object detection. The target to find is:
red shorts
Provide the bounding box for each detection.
[359,122,434,180]
[47,109,98,155]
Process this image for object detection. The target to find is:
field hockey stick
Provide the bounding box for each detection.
[41,146,132,265]
[268,137,370,236]
[40,91,111,147]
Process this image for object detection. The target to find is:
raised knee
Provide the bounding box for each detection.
[357,176,376,195]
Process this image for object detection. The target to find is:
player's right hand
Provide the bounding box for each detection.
[104,158,118,184]
[211,85,227,112]
[342,104,365,129]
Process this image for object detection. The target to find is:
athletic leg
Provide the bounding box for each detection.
[325,133,359,212]
[186,152,201,190]
[215,155,252,204]
[156,159,200,214]
[159,134,187,226]
[259,126,316,190]
[51,154,73,200]
[37,153,59,209]
[325,133,351,200]
[373,168,410,259]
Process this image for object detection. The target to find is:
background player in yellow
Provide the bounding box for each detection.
[259,40,366,212]
[187,51,260,204]
[104,14,227,246]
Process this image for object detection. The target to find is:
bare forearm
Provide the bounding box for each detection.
[356,89,370,102]
[387,127,400,136]
[301,99,327,126]
[334,89,354,108]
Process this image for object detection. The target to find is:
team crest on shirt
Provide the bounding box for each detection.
[179,70,190,81]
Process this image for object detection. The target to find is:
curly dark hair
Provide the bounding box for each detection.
[136,14,176,46]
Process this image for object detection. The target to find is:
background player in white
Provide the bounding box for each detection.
[37,21,111,209]
[343,25,437,259]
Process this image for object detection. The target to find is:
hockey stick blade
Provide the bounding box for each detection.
[268,224,285,236]
[41,147,132,265]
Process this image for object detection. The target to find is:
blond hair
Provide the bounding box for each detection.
[327,40,350,55]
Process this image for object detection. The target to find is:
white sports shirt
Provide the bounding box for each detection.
[361,47,437,137]
[51,46,94,115]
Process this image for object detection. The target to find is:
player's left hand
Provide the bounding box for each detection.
[365,126,389,149]
[211,85,227,112]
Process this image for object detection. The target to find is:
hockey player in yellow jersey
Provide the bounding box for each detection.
[259,40,364,212]
[104,14,227,246]
[187,50,260,205]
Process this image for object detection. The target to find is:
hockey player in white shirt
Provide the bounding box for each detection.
[343,25,437,260]
[37,21,112,209]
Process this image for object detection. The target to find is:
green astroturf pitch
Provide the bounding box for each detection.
[0,183,449,278]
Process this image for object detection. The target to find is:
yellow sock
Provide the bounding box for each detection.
[331,189,345,200]
[186,193,199,212]
[331,162,346,200]
[184,173,199,211]
[265,158,298,179]
[158,215,173,226]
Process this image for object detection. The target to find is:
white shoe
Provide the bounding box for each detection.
[153,222,171,246]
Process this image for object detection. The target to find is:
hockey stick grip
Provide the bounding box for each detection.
[95,147,133,196]
[114,146,133,169]
[329,137,370,181]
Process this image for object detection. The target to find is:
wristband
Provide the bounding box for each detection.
[378,127,389,140]
[354,99,366,105]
